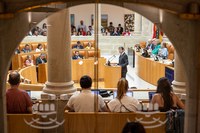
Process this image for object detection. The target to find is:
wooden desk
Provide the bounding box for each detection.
[72,58,106,82]
[38,63,47,83]
[135,52,173,85]
[104,65,121,88]
[19,65,37,84]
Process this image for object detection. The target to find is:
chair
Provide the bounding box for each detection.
[88,51,95,58]
[20,55,28,67]
[167,44,174,60]
[139,41,147,48]
[31,43,39,51]
[33,54,41,65]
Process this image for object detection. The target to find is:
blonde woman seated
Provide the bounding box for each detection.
[24,55,34,67]
[151,77,185,112]
[108,78,139,112]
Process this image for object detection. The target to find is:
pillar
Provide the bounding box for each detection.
[134,13,142,34]
[141,16,152,36]
[172,51,186,94]
[43,9,76,94]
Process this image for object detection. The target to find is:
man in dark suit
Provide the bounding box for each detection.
[118,47,129,78]
[72,51,83,60]
[36,53,47,66]
[117,24,123,35]
[72,41,84,49]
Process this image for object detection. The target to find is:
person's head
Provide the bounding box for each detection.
[161,42,167,48]
[80,20,84,25]
[26,55,32,60]
[125,28,129,32]
[75,51,80,56]
[148,39,153,44]
[8,71,21,86]
[87,31,92,36]
[40,53,46,59]
[34,30,38,36]
[109,22,113,26]
[42,31,47,36]
[117,78,129,100]
[80,75,92,89]
[143,48,148,53]
[118,46,125,54]
[118,24,121,27]
[37,43,42,49]
[157,77,172,94]
[156,77,173,110]
[25,44,30,50]
[88,26,92,30]
[77,41,81,45]
[154,39,160,45]
[122,122,146,133]
[80,28,83,32]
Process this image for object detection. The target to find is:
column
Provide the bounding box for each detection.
[43,9,76,94]
[172,51,186,94]
[141,17,153,36]
[134,13,142,34]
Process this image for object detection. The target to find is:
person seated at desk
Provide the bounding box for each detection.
[151,77,185,112]
[24,55,34,67]
[141,48,150,58]
[72,51,83,60]
[85,42,94,49]
[66,75,109,112]
[151,39,161,55]
[21,44,31,53]
[6,71,32,113]
[146,38,155,50]
[158,42,168,59]
[36,53,47,65]
[35,43,44,52]
[72,41,84,49]
[108,78,139,112]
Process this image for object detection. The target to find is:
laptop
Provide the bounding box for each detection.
[113,91,133,98]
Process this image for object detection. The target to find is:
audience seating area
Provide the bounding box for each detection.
[19,42,47,51]
[139,41,174,60]
[71,40,95,48]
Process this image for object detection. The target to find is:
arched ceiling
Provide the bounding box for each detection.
[1,0,198,14]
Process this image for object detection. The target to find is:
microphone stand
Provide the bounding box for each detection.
[107,55,116,66]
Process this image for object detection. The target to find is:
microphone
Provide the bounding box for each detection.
[107,55,116,66]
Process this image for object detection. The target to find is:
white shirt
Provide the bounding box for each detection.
[67,90,105,112]
[108,95,139,112]
[35,48,44,52]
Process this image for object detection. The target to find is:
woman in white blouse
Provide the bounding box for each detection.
[108,78,139,112]
[35,43,44,52]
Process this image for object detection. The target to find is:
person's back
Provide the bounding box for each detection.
[108,78,139,112]
[66,75,109,112]
[67,90,105,112]
[7,89,32,113]
[108,95,138,112]
[151,77,184,112]
[152,93,184,112]
[6,71,32,113]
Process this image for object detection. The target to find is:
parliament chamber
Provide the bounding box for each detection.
[5,36,187,133]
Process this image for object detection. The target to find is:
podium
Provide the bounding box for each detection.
[104,64,121,88]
